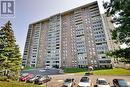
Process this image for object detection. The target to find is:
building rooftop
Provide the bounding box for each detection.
[30,1,98,25]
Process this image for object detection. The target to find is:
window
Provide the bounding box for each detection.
[56,61,59,63]
[56,44,59,46]
[31,64,35,67]
[33,56,36,57]
[102,57,106,59]
[56,47,59,49]
[46,61,50,63]
[32,61,35,63]
[48,51,51,53]
[56,54,59,56]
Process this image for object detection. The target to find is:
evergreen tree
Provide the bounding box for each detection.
[0,21,22,80]
[103,0,130,61]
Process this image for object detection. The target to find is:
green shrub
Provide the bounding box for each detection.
[8,75,18,81]
[0,76,8,81]
[64,68,86,73]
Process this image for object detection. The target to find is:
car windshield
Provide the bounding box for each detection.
[37,75,42,78]
[30,76,35,79]
[118,80,127,86]
[44,75,49,78]
[127,81,130,87]
[80,77,89,82]
[65,79,72,83]
[98,80,107,85]
[39,77,46,80]
[21,73,28,76]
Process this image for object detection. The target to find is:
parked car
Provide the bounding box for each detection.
[113,79,128,87]
[20,73,29,77]
[63,78,75,87]
[95,78,110,87]
[19,73,33,82]
[34,75,52,85]
[59,69,64,74]
[26,75,41,83]
[78,76,91,87]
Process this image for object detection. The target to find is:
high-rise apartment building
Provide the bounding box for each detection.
[22,1,118,68]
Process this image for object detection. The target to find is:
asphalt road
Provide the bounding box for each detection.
[21,69,130,87]
[21,68,61,76]
[47,74,130,87]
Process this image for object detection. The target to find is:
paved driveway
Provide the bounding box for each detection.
[47,74,130,87]
[21,68,60,75]
[21,69,130,87]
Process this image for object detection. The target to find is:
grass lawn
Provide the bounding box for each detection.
[93,68,130,75]
[0,81,44,87]
[64,68,130,75]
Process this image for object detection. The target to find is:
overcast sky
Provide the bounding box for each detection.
[0,0,108,54]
